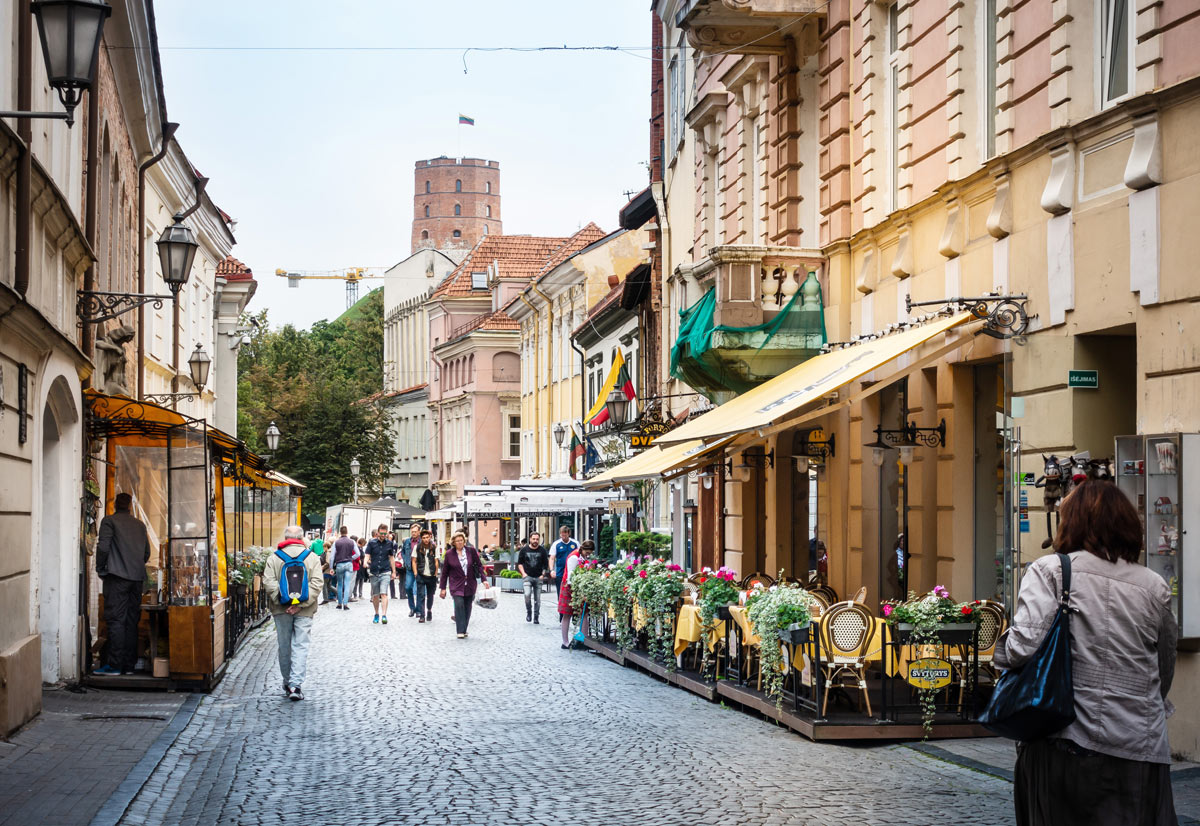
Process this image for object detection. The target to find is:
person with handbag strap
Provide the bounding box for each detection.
[994,479,1178,825]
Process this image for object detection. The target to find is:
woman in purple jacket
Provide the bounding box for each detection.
[439,532,488,639]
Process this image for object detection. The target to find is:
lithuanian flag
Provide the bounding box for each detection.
[585,350,636,427]
[568,429,586,479]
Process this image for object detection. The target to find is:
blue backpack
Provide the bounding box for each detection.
[276,549,312,605]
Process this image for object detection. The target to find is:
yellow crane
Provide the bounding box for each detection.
[275,267,386,308]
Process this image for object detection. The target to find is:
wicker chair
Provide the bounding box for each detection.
[742,572,775,589]
[806,590,831,619]
[851,585,868,604]
[811,584,838,605]
[819,601,877,717]
[950,600,1007,707]
[686,572,709,585]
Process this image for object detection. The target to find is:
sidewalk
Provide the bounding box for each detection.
[905,737,1200,824]
[0,686,196,826]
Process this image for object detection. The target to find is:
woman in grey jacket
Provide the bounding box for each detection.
[995,479,1178,825]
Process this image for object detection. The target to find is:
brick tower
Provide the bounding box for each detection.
[411,157,501,254]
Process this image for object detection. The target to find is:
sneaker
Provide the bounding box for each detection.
[561,644,569,650]
[418,616,426,624]
[381,616,387,624]
[93,665,119,675]
[456,633,466,639]
[290,687,303,701]
[284,685,293,699]
[373,615,380,624]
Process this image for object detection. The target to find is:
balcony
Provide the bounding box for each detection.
[672,245,827,403]
[675,0,826,54]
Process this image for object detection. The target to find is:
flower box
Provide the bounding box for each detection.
[778,622,812,646]
[893,622,976,645]
[499,578,524,593]
[717,604,734,622]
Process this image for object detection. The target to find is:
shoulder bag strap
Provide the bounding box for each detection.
[1056,551,1072,610]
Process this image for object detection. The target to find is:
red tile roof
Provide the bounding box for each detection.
[216,255,253,281]
[533,222,608,279]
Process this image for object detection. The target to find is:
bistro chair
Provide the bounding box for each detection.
[806,590,830,618]
[742,572,775,590]
[851,585,868,604]
[819,601,877,717]
[811,584,838,605]
[950,600,1007,707]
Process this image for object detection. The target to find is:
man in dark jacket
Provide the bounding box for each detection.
[516,532,549,624]
[94,492,152,675]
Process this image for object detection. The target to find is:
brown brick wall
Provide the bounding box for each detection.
[411,157,502,254]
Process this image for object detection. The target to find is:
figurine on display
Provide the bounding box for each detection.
[1035,454,1067,548]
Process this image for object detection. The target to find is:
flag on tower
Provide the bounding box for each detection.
[458,114,475,126]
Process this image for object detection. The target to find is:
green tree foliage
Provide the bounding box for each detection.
[236,289,395,515]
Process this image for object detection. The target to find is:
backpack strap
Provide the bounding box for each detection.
[274,549,290,563]
[297,549,311,562]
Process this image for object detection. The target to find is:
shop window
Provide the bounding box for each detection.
[1100,0,1132,106]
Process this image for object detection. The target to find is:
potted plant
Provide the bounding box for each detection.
[498,568,524,592]
[632,559,685,668]
[745,579,815,705]
[696,566,739,678]
[604,562,638,652]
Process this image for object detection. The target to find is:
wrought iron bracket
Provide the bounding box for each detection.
[866,419,946,451]
[77,290,174,324]
[797,429,836,459]
[142,392,200,405]
[905,292,1031,339]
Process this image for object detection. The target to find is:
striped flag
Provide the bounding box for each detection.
[585,350,636,427]
[568,429,586,479]
[458,114,475,126]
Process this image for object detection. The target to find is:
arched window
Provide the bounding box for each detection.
[454,203,461,216]
[453,230,462,238]
[425,180,430,193]
[485,205,491,217]
[424,205,430,218]
[468,354,475,383]
[483,224,488,234]
[485,181,492,194]
[421,230,429,240]
[455,179,462,192]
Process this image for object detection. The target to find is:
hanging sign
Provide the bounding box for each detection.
[906,658,953,690]
[629,412,674,452]
[1068,370,1099,389]
[608,499,634,513]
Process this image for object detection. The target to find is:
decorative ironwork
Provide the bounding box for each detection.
[905,292,1030,339]
[866,419,947,452]
[18,363,27,445]
[143,392,199,405]
[797,428,835,459]
[85,394,203,440]
[726,448,775,476]
[77,290,173,324]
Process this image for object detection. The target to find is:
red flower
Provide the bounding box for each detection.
[960,605,973,615]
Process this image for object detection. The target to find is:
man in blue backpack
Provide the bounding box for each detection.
[264,526,324,701]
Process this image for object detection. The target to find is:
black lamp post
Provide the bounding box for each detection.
[0,0,111,127]
[265,421,281,453]
[187,343,211,391]
[156,214,200,295]
[604,388,630,428]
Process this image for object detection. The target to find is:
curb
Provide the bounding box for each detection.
[87,692,202,826]
[903,741,1014,782]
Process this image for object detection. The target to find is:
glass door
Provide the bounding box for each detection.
[167,421,213,606]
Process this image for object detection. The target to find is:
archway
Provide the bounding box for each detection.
[39,376,78,683]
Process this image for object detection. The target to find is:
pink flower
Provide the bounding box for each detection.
[882,604,894,617]
[638,570,648,578]
[933,585,950,598]
[667,564,682,572]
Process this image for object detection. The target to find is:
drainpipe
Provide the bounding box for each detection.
[517,291,542,477]
[528,284,555,476]
[430,351,446,488]
[135,122,178,399]
[81,71,100,372]
[14,0,31,295]
[569,337,586,443]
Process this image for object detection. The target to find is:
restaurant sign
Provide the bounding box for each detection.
[608,499,634,513]
[906,658,953,690]
[629,411,675,452]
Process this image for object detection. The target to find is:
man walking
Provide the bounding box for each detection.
[516,532,549,624]
[331,526,358,609]
[264,525,323,700]
[94,492,152,675]
[365,524,396,624]
[401,523,421,618]
[550,525,579,597]
[411,529,439,623]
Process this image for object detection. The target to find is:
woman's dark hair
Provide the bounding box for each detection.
[1053,479,1142,563]
[580,540,595,551]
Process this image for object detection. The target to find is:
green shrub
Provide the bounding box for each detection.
[615,531,672,559]
[499,569,523,579]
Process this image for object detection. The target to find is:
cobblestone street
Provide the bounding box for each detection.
[115,592,1019,826]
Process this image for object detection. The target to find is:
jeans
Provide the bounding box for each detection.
[416,576,437,615]
[405,570,418,614]
[335,562,354,605]
[272,612,313,689]
[523,576,542,619]
[323,573,336,601]
[452,594,474,635]
[102,575,143,671]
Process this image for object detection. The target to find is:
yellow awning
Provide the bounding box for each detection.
[657,312,976,446]
[583,436,736,489]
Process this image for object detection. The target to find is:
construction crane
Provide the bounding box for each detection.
[275,267,386,308]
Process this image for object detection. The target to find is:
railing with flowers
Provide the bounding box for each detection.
[745,578,815,705]
[696,566,740,679]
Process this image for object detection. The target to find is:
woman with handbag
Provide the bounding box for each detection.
[995,479,1178,825]
[438,532,487,639]
[557,540,593,650]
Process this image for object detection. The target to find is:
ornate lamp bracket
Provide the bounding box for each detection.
[77,291,174,324]
[142,392,199,405]
[905,292,1031,339]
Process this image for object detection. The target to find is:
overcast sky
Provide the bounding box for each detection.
[154,2,651,330]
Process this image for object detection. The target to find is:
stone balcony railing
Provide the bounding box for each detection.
[692,244,825,328]
[675,0,826,54]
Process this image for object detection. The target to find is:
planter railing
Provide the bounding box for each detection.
[881,622,980,723]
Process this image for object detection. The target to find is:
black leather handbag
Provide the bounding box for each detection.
[980,552,1077,740]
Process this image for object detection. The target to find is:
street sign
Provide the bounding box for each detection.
[608,499,634,513]
[1068,369,1099,389]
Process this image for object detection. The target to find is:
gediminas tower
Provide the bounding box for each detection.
[411,157,502,254]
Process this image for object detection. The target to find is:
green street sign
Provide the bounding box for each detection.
[1068,369,1099,389]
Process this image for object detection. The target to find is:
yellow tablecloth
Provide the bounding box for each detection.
[810,615,887,667]
[673,604,727,656]
[727,605,760,646]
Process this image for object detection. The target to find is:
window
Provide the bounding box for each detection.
[751,118,764,241]
[506,414,521,459]
[454,203,461,216]
[1101,0,1132,105]
[455,179,462,192]
[453,230,462,238]
[424,205,429,218]
[984,0,997,158]
[483,224,488,234]
[485,205,491,217]
[471,271,487,289]
[668,55,681,155]
[421,230,429,240]
[425,180,430,193]
[886,3,901,212]
[485,181,491,194]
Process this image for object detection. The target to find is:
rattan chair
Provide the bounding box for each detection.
[806,590,831,618]
[950,600,1006,707]
[819,601,876,717]
[742,572,775,589]
[687,572,708,585]
[811,584,838,605]
[851,585,868,604]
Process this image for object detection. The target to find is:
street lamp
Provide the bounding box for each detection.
[604,388,630,428]
[265,421,280,453]
[350,457,361,503]
[187,343,211,392]
[156,214,200,295]
[0,0,112,127]
[553,422,566,447]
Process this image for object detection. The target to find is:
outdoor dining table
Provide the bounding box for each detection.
[673,603,726,657]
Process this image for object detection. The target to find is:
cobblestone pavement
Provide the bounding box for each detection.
[111,593,1020,826]
[0,687,186,826]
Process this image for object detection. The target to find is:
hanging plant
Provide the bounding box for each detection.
[604,562,638,652]
[745,578,814,707]
[633,559,685,669]
[696,566,739,680]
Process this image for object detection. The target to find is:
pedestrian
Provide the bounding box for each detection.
[264,525,323,701]
[439,531,487,639]
[401,523,421,618]
[558,539,593,650]
[94,492,152,675]
[550,525,579,596]
[365,523,396,624]
[996,479,1177,825]
[516,531,549,624]
[352,535,368,600]
[411,529,439,623]
[331,526,358,609]
[309,534,333,605]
